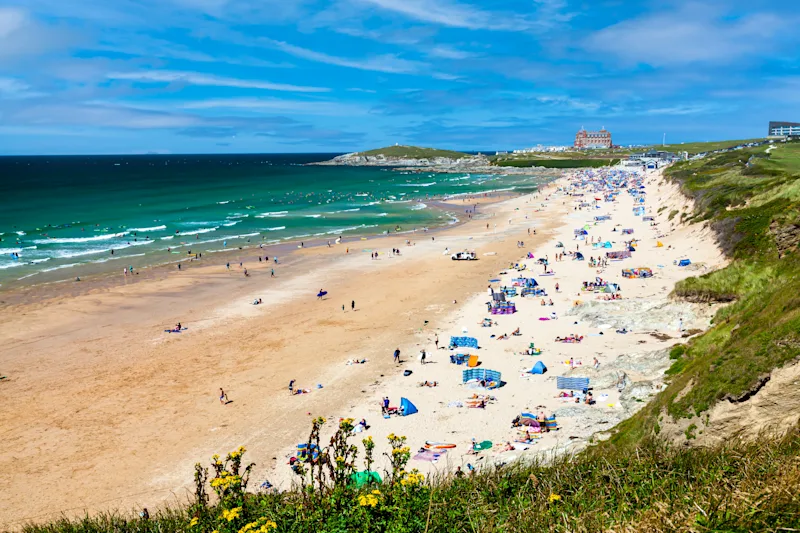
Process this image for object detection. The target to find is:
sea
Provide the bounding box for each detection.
[0,154,550,288]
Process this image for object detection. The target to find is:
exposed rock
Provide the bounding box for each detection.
[769,220,800,258]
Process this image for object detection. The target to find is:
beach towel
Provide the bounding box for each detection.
[472,440,493,452]
[413,448,447,462]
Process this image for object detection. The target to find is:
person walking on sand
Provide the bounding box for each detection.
[219,388,229,404]
[434,334,439,350]
[351,300,355,311]
[271,268,275,278]
[393,348,400,364]
[289,379,295,395]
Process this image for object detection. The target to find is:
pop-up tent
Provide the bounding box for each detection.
[574,252,585,260]
[400,397,418,416]
[349,471,382,488]
[678,259,691,266]
[531,361,547,374]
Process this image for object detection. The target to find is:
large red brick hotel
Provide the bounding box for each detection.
[574,127,612,149]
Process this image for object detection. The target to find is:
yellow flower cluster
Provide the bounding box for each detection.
[358,489,381,508]
[238,517,278,533]
[222,507,241,522]
[229,446,247,459]
[189,517,199,527]
[400,470,425,486]
[391,446,411,455]
[210,471,242,489]
[548,493,562,503]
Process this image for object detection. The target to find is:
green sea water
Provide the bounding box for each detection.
[0,153,549,287]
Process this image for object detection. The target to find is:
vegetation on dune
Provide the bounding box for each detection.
[354,146,469,159]
[605,140,800,449]
[494,158,620,168]
[656,138,767,156]
[21,419,800,533]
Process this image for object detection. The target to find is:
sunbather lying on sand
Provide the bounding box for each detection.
[512,328,521,336]
[293,388,311,395]
[418,381,439,387]
[496,333,508,340]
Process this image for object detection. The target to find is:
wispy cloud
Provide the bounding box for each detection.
[182,97,368,116]
[106,70,329,93]
[262,38,428,74]
[428,45,475,60]
[353,0,556,31]
[585,5,793,66]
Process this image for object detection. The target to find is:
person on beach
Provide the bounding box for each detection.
[351,300,355,311]
[219,388,228,404]
[393,348,400,364]
[226,262,230,270]
[419,349,427,364]
[271,268,275,277]
[289,380,295,394]
[435,334,439,350]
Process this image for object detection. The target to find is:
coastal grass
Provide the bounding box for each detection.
[604,141,800,449]
[656,138,767,155]
[18,425,800,533]
[495,158,620,169]
[355,146,469,159]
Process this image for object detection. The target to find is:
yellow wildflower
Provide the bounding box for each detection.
[371,489,381,495]
[189,517,199,527]
[358,494,379,507]
[548,493,561,503]
[222,507,242,522]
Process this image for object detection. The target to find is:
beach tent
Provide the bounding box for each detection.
[656,241,664,248]
[400,397,418,416]
[602,241,612,248]
[531,361,547,374]
[349,471,382,488]
[628,245,636,252]
[574,252,585,260]
[678,259,691,266]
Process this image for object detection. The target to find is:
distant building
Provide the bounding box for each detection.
[574,127,612,149]
[769,121,800,137]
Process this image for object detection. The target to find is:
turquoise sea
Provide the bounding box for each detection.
[0,154,548,287]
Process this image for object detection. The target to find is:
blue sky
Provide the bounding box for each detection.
[0,0,798,154]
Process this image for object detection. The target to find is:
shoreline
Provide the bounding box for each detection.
[0,168,727,527]
[0,190,528,308]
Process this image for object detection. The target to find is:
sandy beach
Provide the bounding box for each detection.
[0,168,726,528]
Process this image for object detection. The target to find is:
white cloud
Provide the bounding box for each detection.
[182,97,368,116]
[0,7,25,37]
[106,70,329,93]
[585,6,791,66]
[263,39,427,74]
[428,46,475,60]
[353,0,551,31]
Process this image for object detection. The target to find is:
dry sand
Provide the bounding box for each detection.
[0,168,725,527]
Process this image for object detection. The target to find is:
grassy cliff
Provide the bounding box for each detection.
[603,140,800,449]
[20,424,800,533]
[355,146,469,159]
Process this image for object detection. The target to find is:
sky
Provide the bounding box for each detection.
[0,0,799,155]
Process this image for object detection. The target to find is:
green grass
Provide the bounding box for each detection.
[355,146,469,159]
[603,141,800,449]
[18,426,800,533]
[494,158,619,168]
[656,138,767,155]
